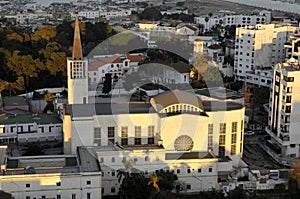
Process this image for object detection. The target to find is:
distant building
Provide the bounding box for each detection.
[176,24,199,36]
[89,52,146,85]
[266,58,300,164]
[194,10,272,32]
[245,68,273,87]
[0,146,102,199]
[234,23,297,81]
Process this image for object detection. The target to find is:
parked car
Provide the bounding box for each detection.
[244,131,255,136]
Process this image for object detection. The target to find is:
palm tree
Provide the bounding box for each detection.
[117,159,134,183]
[148,174,162,192]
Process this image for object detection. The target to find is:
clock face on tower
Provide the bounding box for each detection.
[174,135,194,151]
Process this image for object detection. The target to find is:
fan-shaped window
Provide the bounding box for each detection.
[174,135,194,151]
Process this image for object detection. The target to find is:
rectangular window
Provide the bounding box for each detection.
[231,134,237,144]
[241,120,244,131]
[57,195,61,199]
[135,126,141,145]
[232,122,237,133]
[286,106,291,113]
[231,145,236,155]
[220,123,226,134]
[26,184,30,188]
[108,127,115,144]
[286,96,292,103]
[287,77,294,82]
[87,193,91,199]
[121,126,128,145]
[94,127,101,146]
[87,181,91,185]
[72,194,76,199]
[111,187,116,193]
[198,168,202,173]
[219,135,226,145]
[148,126,154,137]
[148,126,155,144]
[219,146,225,157]
[208,124,213,134]
[208,135,213,150]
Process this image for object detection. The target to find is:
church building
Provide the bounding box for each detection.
[63,15,245,195]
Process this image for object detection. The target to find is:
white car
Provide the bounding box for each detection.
[245,131,255,136]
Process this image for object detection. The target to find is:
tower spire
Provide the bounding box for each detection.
[72,13,83,60]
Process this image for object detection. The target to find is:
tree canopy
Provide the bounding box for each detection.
[0,21,114,96]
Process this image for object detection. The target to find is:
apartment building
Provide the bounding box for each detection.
[234,23,297,81]
[194,10,272,32]
[266,58,300,163]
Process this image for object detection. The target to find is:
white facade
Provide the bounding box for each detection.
[176,25,199,36]
[89,53,145,85]
[63,16,245,196]
[63,90,245,195]
[234,23,297,81]
[0,148,102,199]
[245,68,273,87]
[0,114,62,144]
[194,10,272,32]
[16,13,38,24]
[266,58,300,161]
[78,10,100,19]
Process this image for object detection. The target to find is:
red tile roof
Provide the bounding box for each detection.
[125,52,146,63]
[89,56,122,71]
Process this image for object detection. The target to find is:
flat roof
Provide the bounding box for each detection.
[0,113,62,125]
[2,96,27,107]
[194,88,244,100]
[66,103,155,117]
[202,101,244,111]
[165,151,215,160]
[77,147,101,172]
[67,100,243,117]
[4,148,101,176]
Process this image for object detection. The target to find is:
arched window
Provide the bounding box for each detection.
[111,157,115,163]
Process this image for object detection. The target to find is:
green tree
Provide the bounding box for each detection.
[31,26,56,41]
[139,7,162,21]
[102,73,112,94]
[155,169,178,191]
[43,92,55,113]
[227,187,246,199]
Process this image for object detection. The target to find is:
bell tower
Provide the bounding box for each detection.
[67,14,88,104]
